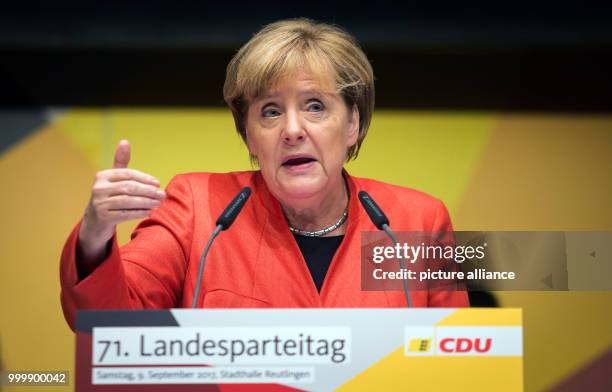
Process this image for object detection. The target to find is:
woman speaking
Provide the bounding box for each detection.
[60,18,468,329]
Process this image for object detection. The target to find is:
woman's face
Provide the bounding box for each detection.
[246,71,359,204]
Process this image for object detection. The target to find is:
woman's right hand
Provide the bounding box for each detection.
[77,140,166,268]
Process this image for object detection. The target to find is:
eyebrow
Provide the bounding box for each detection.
[259,89,333,102]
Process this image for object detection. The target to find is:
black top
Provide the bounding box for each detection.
[293,234,344,292]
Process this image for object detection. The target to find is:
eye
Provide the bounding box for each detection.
[306,100,325,113]
[261,105,281,118]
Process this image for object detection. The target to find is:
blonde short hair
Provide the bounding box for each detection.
[223,18,374,161]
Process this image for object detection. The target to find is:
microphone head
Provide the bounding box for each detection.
[358,190,390,230]
[215,187,252,230]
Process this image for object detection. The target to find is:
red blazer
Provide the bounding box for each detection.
[60,171,468,329]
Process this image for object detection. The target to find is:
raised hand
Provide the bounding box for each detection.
[77,140,166,270]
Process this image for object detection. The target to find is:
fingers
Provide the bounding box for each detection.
[81,140,166,250]
[108,209,152,221]
[99,168,160,187]
[107,195,162,210]
[99,180,166,200]
[113,140,131,169]
[89,193,162,227]
[89,178,166,227]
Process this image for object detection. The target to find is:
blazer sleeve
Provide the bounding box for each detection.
[427,199,470,307]
[59,174,193,330]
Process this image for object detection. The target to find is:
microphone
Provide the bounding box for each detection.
[358,191,389,229]
[358,191,413,308]
[192,187,252,308]
[216,187,252,229]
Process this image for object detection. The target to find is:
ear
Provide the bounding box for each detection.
[346,104,360,147]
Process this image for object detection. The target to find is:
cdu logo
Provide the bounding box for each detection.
[439,337,492,353]
[408,338,432,353]
[405,326,523,357]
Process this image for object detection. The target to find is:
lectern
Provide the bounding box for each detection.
[75,308,523,391]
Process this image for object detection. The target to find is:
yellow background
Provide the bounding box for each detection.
[1,108,610,391]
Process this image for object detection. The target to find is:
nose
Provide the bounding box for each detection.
[282,108,306,145]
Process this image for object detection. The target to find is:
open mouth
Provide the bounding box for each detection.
[282,156,317,166]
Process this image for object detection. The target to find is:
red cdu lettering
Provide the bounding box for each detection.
[474,338,492,353]
[455,338,473,352]
[440,338,454,353]
[438,337,492,353]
